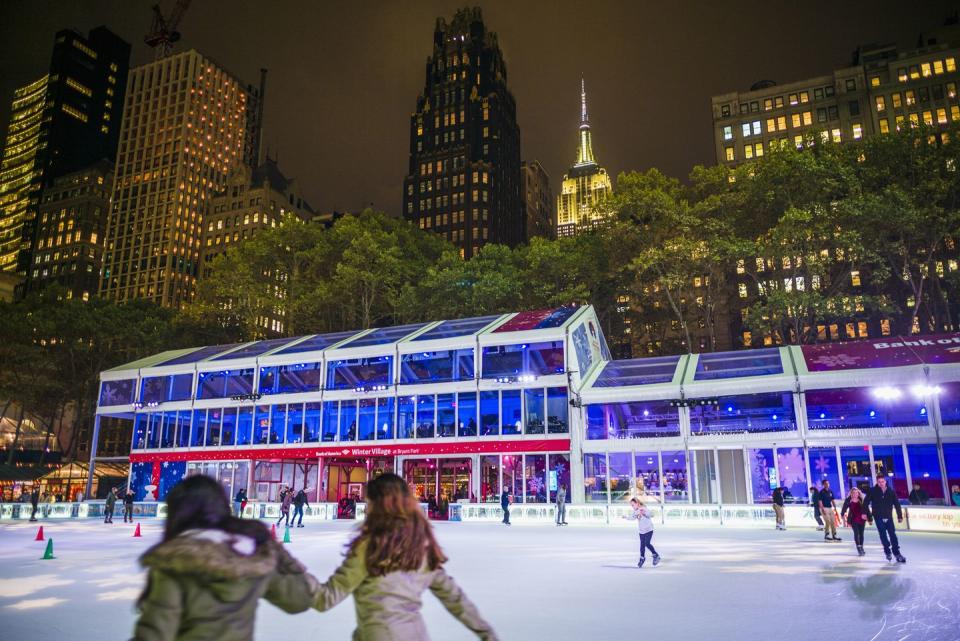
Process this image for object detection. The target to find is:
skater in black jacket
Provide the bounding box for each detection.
[500,488,511,526]
[863,476,906,563]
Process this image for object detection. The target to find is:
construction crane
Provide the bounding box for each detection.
[144,0,192,59]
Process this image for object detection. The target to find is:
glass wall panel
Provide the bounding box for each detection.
[400,349,474,384]
[481,455,499,502]
[546,387,569,433]
[718,449,747,504]
[286,403,304,444]
[269,405,286,444]
[871,445,908,499]
[481,342,566,379]
[236,407,253,445]
[775,446,808,502]
[234,461,250,494]
[609,452,632,503]
[304,402,321,442]
[321,401,338,442]
[502,453,523,499]
[583,453,608,502]
[377,397,394,439]
[190,409,206,447]
[693,450,718,503]
[99,378,135,406]
[939,383,960,425]
[808,447,842,497]
[589,401,681,440]
[197,369,254,400]
[748,448,776,503]
[253,405,270,445]
[205,409,223,447]
[436,394,455,437]
[145,413,161,449]
[397,396,415,439]
[177,410,192,447]
[525,388,545,435]
[524,454,547,503]
[944,443,960,506]
[340,400,358,441]
[807,386,929,429]
[220,408,238,446]
[662,450,688,502]
[358,399,376,441]
[906,444,944,503]
[326,357,392,390]
[840,446,872,496]
[690,393,795,435]
[457,392,477,436]
[141,373,194,404]
[258,362,322,395]
[585,405,605,440]
[635,452,661,501]
[217,462,235,498]
[549,454,571,503]
[501,390,521,435]
[415,395,435,438]
[479,391,498,435]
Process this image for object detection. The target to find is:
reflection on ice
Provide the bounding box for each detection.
[0,575,74,598]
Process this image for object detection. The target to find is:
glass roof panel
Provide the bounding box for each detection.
[493,307,577,333]
[336,323,428,349]
[593,356,681,387]
[273,331,360,355]
[158,344,243,366]
[411,315,500,341]
[209,337,303,361]
[694,348,784,380]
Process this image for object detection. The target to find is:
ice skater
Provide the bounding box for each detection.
[28,486,40,522]
[311,473,498,640]
[123,489,135,523]
[818,480,841,541]
[626,498,660,568]
[104,487,118,524]
[952,484,960,507]
[840,487,868,556]
[555,484,567,526]
[500,487,511,526]
[772,486,786,530]
[276,486,292,527]
[234,488,247,518]
[131,475,320,641]
[809,485,824,530]
[292,488,309,527]
[864,476,906,563]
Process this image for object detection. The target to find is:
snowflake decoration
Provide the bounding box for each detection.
[814,456,830,474]
[809,354,861,369]
[777,448,806,487]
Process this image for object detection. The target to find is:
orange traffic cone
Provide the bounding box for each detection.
[35,526,44,541]
[133,523,142,538]
[270,524,277,540]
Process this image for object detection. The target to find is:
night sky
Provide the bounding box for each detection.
[2,1,957,216]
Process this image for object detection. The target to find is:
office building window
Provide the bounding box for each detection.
[852,123,863,139]
[725,146,735,162]
[875,96,885,112]
[723,125,733,140]
[845,78,856,91]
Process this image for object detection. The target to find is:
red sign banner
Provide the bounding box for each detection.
[801,333,960,371]
[128,438,571,464]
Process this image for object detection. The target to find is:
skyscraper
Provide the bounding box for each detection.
[521,160,553,240]
[402,7,522,258]
[0,26,130,282]
[556,80,613,237]
[99,51,264,307]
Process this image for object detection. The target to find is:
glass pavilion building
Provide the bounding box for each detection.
[93,306,960,515]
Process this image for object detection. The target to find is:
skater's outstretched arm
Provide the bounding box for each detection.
[131,570,182,641]
[264,543,321,613]
[313,542,369,611]
[429,567,499,641]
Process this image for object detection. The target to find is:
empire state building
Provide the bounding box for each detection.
[556,80,613,237]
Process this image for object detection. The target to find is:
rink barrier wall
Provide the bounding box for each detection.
[5,501,959,533]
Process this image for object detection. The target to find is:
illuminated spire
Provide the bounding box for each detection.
[575,77,595,166]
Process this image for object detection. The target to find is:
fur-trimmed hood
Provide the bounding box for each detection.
[141,529,280,581]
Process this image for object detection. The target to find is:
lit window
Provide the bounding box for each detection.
[791,113,801,128]
[934,60,944,75]
[766,118,776,133]
[789,93,798,106]
[851,270,861,286]
[909,113,919,126]
[802,111,812,126]
[90,232,98,244]
[742,331,752,347]
[937,108,947,124]
[905,90,915,106]
[66,77,92,97]
[777,116,786,130]
[754,142,763,157]
[61,104,88,122]
[831,128,841,143]
[741,123,751,137]
[736,259,745,274]
[723,125,733,140]
[909,66,920,80]
[744,144,753,159]
[852,123,863,139]
[952,106,960,122]
[892,93,902,108]
[869,75,880,87]
[897,67,908,82]
[756,257,765,272]
[921,62,932,77]
[800,91,809,103]
[946,57,956,72]
[875,96,885,112]
[763,98,773,111]
[793,134,803,148]
[738,283,747,298]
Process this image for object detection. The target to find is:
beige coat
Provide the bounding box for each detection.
[314,540,498,641]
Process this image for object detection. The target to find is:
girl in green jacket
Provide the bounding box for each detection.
[313,472,499,641]
[131,475,320,641]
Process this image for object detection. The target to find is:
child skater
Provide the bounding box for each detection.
[132,475,320,641]
[312,472,498,641]
[626,497,660,568]
[840,486,869,556]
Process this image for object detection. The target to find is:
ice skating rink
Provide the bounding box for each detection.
[1,519,958,641]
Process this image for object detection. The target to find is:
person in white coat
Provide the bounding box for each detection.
[626,498,660,568]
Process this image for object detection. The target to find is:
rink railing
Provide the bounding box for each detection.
[3,501,958,534]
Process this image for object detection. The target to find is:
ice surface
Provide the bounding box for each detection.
[1,520,959,641]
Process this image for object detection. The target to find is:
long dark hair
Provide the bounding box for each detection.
[163,475,269,545]
[348,473,446,576]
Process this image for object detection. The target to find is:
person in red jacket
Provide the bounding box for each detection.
[840,487,869,556]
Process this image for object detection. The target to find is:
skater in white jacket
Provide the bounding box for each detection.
[626,498,660,568]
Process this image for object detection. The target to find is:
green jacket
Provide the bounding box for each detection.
[132,529,319,641]
[314,540,498,641]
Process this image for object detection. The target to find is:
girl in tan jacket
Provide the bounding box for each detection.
[313,472,498,641]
